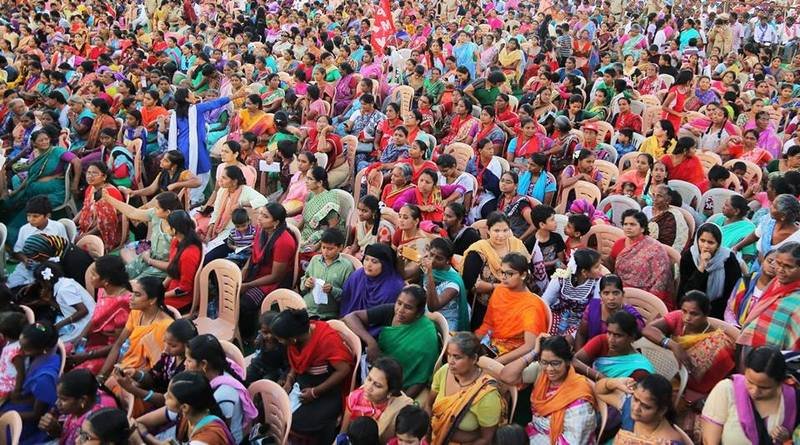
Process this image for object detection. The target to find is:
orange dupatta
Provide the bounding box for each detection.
[141,105,168,130]
[531,367,595,443]
[121,311,172,370]
[474,286,548,354]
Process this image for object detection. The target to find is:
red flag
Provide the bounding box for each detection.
[369,0,395,55]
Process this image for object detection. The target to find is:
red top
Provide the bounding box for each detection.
[165,239,202,310]
[248,229,297,293]
[660,154,709,192]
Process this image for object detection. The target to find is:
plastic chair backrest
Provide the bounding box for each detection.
[641,106,662,136]
[327,320,361,394]
[672,205,696,244]
[261,289,307,314]
[198,259,242,327]
[598,195,641,227]
[57,340,66,376]
[594,121,615,143]
[248,379,292,445]
[85,263,98,298]
[593,159,619,191]
[427,312,450,372]
[723,159,763,187]
[696,151,722,172]
[220,339,246,380]
[0,411,22,445]
[667,180,702,210]
[52,164,77,217]
[495,156,510,174]
[554,214,568,238]
[286,224,302,288]
[616,151,639,171]
[633,337,679,380]
[445,143,474,172]
[340,253,363,270]
[332,189,355,231]
[76,235,105,258]
[701,189,740,215]
[708,317,741,342]
[18,306,34,324]
[556,180,602,213]
[623,287,668,323]
[585,225,624,259]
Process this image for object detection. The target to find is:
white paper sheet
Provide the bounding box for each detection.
[312,278,328,305]
[258,160,281,172]
[289,382,303,412]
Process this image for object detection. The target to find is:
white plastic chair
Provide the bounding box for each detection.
[668,180,703,210]
[52,164,78,217]
[598,195,641,227]
[701,189,740,215]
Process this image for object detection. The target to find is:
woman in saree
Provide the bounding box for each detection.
[596,374,687,445]
[643,184,690,252]
[475,252,548,364]
[333,63,359,117]
[730,129,773,167]
[381,164,418,212]
[471,107,506,155]
[438,98,479,149]
[271,308,354,445]
[231,94,273,142]
[74,162,123,248]
[745,110,782,159]
[701,346,800,445]
[498,37,523,86]
[340,243,405,319]
[572,30,593,74]
[344,285,439,399]
[542,249,603,337]
[397,139,438,185]
[619,25,648,60]
[375,103,404,152]
[67,95,95,152]
[495,171,535,243]
[637,63,666,97]
[339,357,414,443]
[575,311,655,381]
[299,166,343,253]
[0,322,60,445]
[574,275,645,350]
[69,256,132,374]
[610,209,675,309]
[85,98,119,152]
[412,169,464,225]
[141,91,169,155]
[661,137,709,193]
[198,164,266,249]
[427,332,503,445]
[610,96,643,133]
[261,73,285,113]
[643,291,735,430]
[0,126,81,246]
[732,194,800,263]
[737,242,800,353]
[96,276,175,391]
[500,335,597,444]
[725,251,777,328]
[304,116,348,188]
[202,140,258,214]
[462,212,530,329]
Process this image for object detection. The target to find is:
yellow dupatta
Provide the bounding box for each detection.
[498,48,522,69]
[460,237,529,281]
[430,373,502,445]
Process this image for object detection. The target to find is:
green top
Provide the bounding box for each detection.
[473,86,500,107]
[300,254,355,319]
[423,78,445,103]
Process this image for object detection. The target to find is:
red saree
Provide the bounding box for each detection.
[613,235,675,309]
[77,185,123,248]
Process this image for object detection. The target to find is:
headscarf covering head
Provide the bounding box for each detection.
[22,234,69,261]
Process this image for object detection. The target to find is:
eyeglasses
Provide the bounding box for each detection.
[539,359,565,368]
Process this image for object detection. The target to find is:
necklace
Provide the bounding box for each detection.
[682,320,710,336]
[455,368,482,388]
[636,418,666,439]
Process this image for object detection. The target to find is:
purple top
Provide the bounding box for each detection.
[583,298,645,340]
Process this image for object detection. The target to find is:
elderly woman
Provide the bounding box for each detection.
[702,347,800,445]
[475,252,548,364]
[610,210,675,309]
[271,309,354,445]
[427,332,503,445]
[381,164,417,212]
[344,285,439,398]
[678,224,742,318]
[734,194,800,261]
[643,184,690,252]
[500,336,597,444]
[0,126,81,246]
[619,24,647,60]
[74,161,123,248]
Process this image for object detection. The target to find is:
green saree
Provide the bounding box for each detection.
[378,315,439,388]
